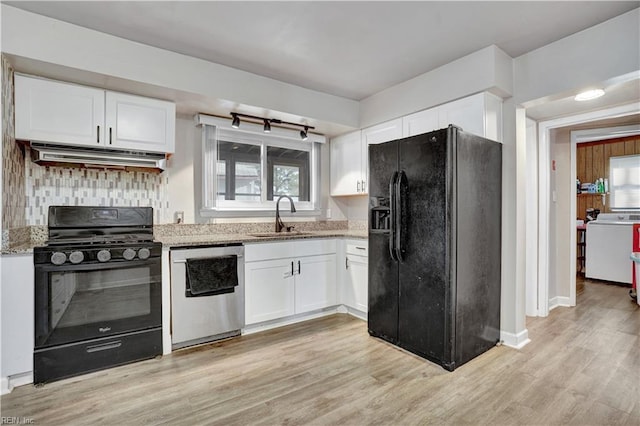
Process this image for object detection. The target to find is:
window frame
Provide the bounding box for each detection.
[197,115,324,217]
[609,154,640,211]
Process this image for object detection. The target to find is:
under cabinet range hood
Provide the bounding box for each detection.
[28,142,167,171]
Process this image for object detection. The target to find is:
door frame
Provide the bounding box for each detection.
[536,103,639,316]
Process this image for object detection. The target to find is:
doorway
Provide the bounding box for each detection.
[533,103,640,317]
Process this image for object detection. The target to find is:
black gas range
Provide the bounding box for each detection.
[33,206,163,384]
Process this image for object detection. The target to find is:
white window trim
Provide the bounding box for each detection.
[195,114,325,217]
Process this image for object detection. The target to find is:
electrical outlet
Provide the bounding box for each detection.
[174,211,184,224]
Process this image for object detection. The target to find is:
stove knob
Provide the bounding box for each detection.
[137,248,151,260]
[69,251,85,264]
[51,252,67,265]
[97,249,111,262]
[123,248,136,260]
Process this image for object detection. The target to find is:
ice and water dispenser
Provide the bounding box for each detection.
[370,196,391,232]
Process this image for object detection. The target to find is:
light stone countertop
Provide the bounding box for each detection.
[1,230,368,254]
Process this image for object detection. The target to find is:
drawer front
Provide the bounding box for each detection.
[293,239,337,257]
[34,328,162,384]
[346,240,368,256]
[244,242,295,262]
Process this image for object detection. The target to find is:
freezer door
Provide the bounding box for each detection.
[396,129,452,365]
[368,140,399,343]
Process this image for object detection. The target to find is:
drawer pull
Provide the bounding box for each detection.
[86,341,122,353]
[355,247,366,251]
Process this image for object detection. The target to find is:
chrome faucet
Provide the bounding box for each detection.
[275,195,296,232]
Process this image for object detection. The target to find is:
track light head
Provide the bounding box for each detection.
[300,126,308,141]
[263,119,271,133]
[231,113,240,129]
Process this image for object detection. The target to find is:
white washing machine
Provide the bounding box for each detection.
[585,213,640,284]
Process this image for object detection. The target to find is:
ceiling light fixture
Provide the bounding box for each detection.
[574,89,605,101]
[229,112,314,140]
[231,113,240,128]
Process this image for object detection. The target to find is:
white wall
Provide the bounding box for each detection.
[0,5,359,131]
[514,8,639,105]
[359,45,513,128]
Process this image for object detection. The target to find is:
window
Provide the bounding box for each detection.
[198,116,322,215]
[610,155,640,211]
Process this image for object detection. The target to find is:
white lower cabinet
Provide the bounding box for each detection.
[295,254,337,314]
[245,258,295,324]
[1,254,35,392]
[343,240,368,313]
[244,240,337,325]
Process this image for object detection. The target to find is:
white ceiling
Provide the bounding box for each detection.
[4,1,640,127]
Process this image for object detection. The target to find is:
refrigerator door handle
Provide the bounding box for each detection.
[395,170,406,262]
[389,171,399,262]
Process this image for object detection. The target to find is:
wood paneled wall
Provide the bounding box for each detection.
[576,135,640,218]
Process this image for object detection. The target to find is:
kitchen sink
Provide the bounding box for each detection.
[248,231,312,237]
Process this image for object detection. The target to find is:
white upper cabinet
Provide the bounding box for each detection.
[403,108,439,137]
[15,75,105,147]
[330,130,364,196]
[361,118,402,145]
[15,75,176,153]
[401,92,503,141]
[105,92,175,153]
[330,118,403,197]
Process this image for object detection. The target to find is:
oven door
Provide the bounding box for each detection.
[34,257,162,348]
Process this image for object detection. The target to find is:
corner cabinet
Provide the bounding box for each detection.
[330,118,402,196]
[244,239,337,325]
[14,74,175,154]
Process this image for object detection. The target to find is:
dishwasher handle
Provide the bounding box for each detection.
[173,254,243,264]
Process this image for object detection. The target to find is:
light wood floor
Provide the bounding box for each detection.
[2,279,638,425]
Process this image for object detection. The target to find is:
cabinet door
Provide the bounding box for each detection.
[346,254,368,313]
[105,92,176,153]
[245,258,295,325]
[295,254,337,314]
[438,93,485,137]
[1,254,35,378]
[361,118,402,194]
[330,130,363,196]
[403,107,439,137]
[14,75,105,147]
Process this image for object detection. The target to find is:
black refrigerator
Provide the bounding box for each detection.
[368,125,502,371]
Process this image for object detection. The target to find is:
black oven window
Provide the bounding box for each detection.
[50,266,156,329]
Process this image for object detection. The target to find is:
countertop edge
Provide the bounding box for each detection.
[2,231,368,254]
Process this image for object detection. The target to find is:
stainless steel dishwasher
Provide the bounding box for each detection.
[170,244,244,349]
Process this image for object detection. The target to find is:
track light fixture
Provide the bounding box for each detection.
[231,113,240,129]
[229,112,314,140]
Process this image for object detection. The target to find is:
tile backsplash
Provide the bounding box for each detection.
[25,160,169,225]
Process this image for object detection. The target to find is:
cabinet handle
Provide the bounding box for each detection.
[355,246,366,251]
[362,180,366,191]
[346,257,349,269]
[357,180,361,193]
[97,125,100,143]
[109,127,113,145]
[298,260,301,275]
[291,261,294,276]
